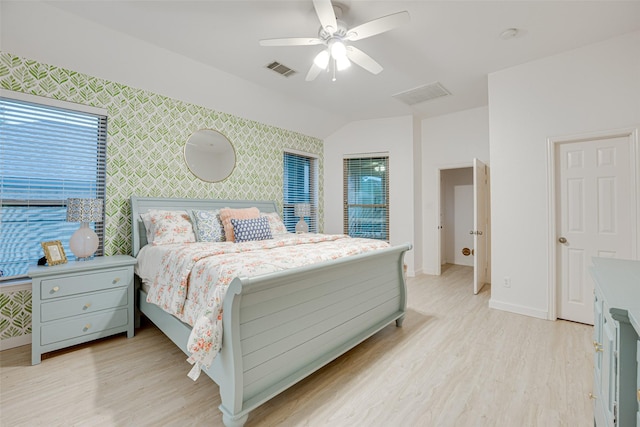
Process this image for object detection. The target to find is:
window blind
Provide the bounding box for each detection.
[343,156,389,241]
[283,151,318,233]
[0,94,107,280]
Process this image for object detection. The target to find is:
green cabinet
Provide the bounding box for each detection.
[591,258,640,427]
[637,339,640,426]
[29,255,137,365]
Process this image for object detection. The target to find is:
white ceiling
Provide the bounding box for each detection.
[47,1,640,124]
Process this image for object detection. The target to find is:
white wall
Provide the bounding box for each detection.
[489,31,640,319]
[412,116,424,275]
[324,116,417,275]
[421,106,490,274]
[441,168,474,266]
[0,1,342,139]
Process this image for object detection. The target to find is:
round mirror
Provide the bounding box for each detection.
[184,129,236,182]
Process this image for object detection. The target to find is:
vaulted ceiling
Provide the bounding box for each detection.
[20,1,640,126]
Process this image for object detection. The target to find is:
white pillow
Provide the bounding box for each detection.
[260,212,289,235]
[140,209,196,245]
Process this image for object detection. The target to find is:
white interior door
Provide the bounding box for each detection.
[557,135,633,324]
[473,158,489,294]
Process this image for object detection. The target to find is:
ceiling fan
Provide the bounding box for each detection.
[259,0,410,81]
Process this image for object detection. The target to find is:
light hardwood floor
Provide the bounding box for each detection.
[0,264,593,426]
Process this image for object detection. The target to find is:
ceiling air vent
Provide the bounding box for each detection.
[266,61,297,77]
[393,82,451,105]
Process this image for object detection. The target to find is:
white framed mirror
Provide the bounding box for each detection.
[184,129,236,182]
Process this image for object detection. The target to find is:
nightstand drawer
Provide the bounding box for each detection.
[41,288,128,322]
[41,268,129,299]
[40,308,128,345]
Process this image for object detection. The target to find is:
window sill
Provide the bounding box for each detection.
[0,277,32,292]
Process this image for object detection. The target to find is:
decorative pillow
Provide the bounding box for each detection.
[145,209,196,246]
[219,207,260,242]
[191,209,225,242]
[231,216,273,243]
[260,212,288,235]
[140,212,154,244]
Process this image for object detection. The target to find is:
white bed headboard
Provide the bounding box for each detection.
[130,196,278,257]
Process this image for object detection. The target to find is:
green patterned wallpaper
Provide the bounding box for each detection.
[0,51,324,342]
[0,287,31,341]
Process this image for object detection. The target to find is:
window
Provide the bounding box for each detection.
[343,156,389,241]
[0,92,107,280]
[283,151,318,233]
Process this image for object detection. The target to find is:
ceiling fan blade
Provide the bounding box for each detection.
[305,63,324,81]
[313,0,338,34]
[259,37,324,47]
[345,46,383,75]
[345,11,410,41]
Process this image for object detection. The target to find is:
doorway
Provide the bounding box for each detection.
[439,159,491,293]
[440,167,474,267]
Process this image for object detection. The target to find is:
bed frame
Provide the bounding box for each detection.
[131,196,411,426]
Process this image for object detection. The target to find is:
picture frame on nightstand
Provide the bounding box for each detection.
[40,240,67,266]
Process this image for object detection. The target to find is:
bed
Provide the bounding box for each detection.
[131,196,411,427]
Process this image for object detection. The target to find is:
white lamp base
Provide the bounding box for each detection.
[69,222,99,261]
[295,218,309,234]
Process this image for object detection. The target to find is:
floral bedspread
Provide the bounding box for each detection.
[145,234,389,379]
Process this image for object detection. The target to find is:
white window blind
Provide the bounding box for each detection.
[343,156,389,241]
[283,151,318,233]
[0,94,107,280]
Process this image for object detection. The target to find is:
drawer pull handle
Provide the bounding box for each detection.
[83,324,91,331]
[588,392,597,400]
[51,286,60,293]
[83,303,92,310]
[112,277,121,284]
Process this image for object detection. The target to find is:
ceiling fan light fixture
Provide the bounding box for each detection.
[336,56,351,71]
[259,0,410,82]
[314,50,330,68]
[330,40,347,61]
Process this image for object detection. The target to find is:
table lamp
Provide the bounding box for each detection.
[294,203,311,234]
[66,198,103,260]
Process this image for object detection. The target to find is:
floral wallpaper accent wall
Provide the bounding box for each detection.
[0,51,324,344]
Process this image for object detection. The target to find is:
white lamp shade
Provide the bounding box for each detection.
[330,40,347,61]
[336,56,351,71]
[313,50,330,68]
[69,223,99,259]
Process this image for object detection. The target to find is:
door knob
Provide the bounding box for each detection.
[558,237,567,244]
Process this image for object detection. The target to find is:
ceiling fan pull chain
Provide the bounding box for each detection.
[332,59,337,81]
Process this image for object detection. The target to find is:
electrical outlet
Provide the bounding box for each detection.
[503,277,511,288]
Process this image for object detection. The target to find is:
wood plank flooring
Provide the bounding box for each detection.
[0,264,593,426]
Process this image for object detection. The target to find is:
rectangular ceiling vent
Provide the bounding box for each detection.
[266,61,297,77]
[393,82,451,105]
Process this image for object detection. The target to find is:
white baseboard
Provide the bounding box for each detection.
[0,334,31,351]
[489,299,549,320]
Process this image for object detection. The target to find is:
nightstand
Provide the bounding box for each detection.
[29,255,137,365]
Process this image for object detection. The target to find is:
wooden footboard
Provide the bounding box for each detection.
[138,242,409,427]
[131,195,410,427]
[217,242,410,426]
